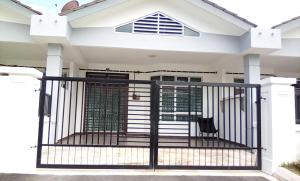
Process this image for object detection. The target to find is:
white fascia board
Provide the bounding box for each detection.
[240,28,282,54]
[66,0,127,22]
[0,0,38,18]
[185,0,254,31]
[30,15,71,45]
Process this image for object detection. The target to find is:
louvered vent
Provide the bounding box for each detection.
[116,12,200,37]
[133,13,183,35]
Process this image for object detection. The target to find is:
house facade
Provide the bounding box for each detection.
[0,0,299,175]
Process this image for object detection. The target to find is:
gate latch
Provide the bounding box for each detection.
[259,96,266,100]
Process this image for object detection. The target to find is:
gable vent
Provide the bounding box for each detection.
[116,12,200,37]
[133,12,183,35]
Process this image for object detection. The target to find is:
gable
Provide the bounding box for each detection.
[68,0,254,36]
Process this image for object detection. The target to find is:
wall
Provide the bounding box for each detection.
[0,67,42,173]
[260,77,298,174]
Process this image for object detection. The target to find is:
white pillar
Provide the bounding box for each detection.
[244,54,260,147]
[46,43,63,76]
[45,43,64,144]
[261,77,297,174]
[244,54,260,84]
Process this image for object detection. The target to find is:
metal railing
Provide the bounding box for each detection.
[36,76,261,169]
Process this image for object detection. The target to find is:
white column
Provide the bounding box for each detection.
[46,43,63,76]
[261,77,297,174]
[244,54,260,84]
[45,43,63,144]
[244,54,260,147]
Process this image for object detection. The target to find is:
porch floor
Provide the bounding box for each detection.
[41,135,257,167]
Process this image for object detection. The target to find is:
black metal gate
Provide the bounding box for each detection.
[36,76,261,170]
[152,81,262,169]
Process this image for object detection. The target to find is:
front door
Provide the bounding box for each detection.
[85,72,129,133]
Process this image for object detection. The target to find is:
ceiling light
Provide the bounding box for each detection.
[148,55,157,58]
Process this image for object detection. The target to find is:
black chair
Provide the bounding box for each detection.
[197,117,218,139]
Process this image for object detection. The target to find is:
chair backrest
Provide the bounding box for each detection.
[197,117,218,133]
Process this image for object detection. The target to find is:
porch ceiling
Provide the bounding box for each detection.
[77,46,229,66]
[0,42,46,62]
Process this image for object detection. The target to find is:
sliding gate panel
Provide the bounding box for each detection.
[37,76,155,169]
[154,81,262,169]
[37,77,262,170]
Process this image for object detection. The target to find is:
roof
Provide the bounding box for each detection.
[10,0,42,15]
[59,0,104,16]
[59,0,257,27]
[201,0,256,27]
[272,16,300,29]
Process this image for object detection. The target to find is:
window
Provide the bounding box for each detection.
[295,80,300,124]
[116,12,200,37]
[151,76,202,122]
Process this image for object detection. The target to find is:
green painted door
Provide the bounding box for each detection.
[85,73,129,132]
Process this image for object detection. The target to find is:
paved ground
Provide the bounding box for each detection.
[0,174,270,181]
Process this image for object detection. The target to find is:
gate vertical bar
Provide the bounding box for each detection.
[150,81,160,168]
[188,85,191,147]
[256,85,262,169]
[36,77,47,167]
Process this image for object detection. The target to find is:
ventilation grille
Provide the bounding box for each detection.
[133,13,183,35]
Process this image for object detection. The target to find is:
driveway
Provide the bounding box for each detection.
[0,174,271,181]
